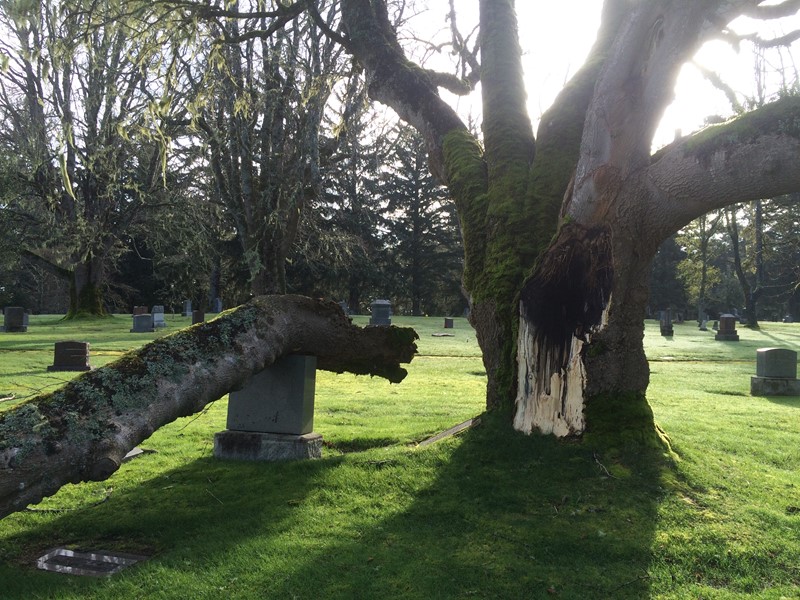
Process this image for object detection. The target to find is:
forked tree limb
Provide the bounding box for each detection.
[0,295,417,520]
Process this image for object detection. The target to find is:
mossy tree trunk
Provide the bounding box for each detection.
[341,0,800,443]
[0,295,417,519]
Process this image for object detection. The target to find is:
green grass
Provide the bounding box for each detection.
[0,315,798,598]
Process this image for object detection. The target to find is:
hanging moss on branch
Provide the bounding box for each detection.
[0,295,417,520]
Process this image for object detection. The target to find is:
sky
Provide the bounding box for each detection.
[409,1,800,150]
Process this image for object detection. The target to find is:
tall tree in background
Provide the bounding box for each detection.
[0,0,183,316]
[191,1,346,296]
[380,124,462,316]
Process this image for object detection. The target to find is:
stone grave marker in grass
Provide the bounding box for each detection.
[182,299,192,316]
[659,309,673,337]
[751,347,800,396]
[369,299,392,326]
[715,314,739,341]
[3,307,27,332]
[214,354,321,461]
[191,309,204,324]
[152,305,167,328]
[47,341,91,372]
[130,314,154,333]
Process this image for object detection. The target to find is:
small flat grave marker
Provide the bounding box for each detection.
[36,548,147,577]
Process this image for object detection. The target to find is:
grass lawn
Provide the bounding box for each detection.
[0,313,798,599]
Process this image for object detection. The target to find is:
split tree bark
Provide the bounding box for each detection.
[0,295,417,520]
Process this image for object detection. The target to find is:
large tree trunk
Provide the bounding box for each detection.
[0,295,417,520]
[68,256,107,317]
[340,0,800,444]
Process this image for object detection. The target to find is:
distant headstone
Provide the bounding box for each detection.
[211,297,223,313]
[712,320,719,331]
[715,314,739,341]
[132,306,148,316]
[214,355,321,461]
[130,314,154,333]
[699,319,709,332]
[152,305,166,328]
[338,301,350,316]
[444,317,454,329]
[47,341,91,371]
[3,307,27,332]
[659,309,673,337]
[783,315,794,323]
[369,299,392,326]
[191,309,205,325]
[182,300,192,317]
[751,347,800,396]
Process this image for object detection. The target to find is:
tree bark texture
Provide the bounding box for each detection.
[0,295,417,520]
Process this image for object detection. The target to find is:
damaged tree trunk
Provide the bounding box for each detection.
[0,295,417,520]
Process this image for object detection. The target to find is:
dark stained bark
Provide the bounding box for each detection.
[0,295,417,520]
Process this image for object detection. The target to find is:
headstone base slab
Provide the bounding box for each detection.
[213,430,322,462]
[47,365,92,372]
[751,377,800,396]
[715,333,740,341]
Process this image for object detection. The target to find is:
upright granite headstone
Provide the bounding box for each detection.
[338,301,350,316]
[47,341,91,371]
[369,299,392,326]
[211,297,223,313]
[444,318,454,329]
[214,355,321,461]
[191,309,205,325]
[130,314,154,333]
[182,300,192,317]
[3,307,27,332]
[659,309,673,337]
[152,305,166,328]
[751,348,800,396]
[715,314,739,341]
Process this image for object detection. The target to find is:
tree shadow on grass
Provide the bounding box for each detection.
[0,415,668,599]
[0,453,339,599]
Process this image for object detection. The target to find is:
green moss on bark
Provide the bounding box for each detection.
[678,96,800,166]
[582,391,672,457]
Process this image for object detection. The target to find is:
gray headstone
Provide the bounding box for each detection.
[130,314,154,333]
[338,301,350,316]
[182,300,192,317]
[756,348,798,379]
[444,317,454,329]
[659,309,673,337]
[152,305,166,328]
[3,306,27,332]
[212,297,223,313]
[226,355,317,435]
[369,299,392,326]
[47,341,91,371]
[192,309,205,324]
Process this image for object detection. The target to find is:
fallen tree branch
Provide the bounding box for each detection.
[0,295,417,520]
